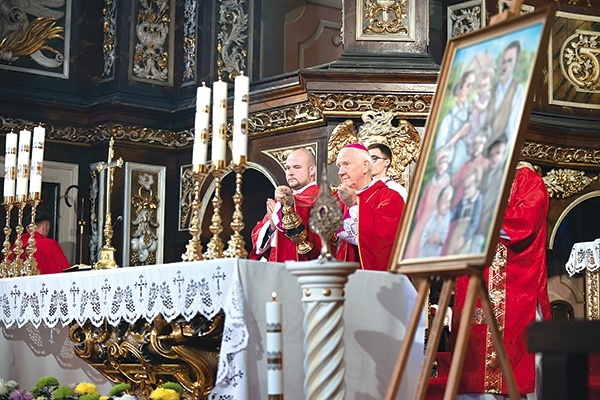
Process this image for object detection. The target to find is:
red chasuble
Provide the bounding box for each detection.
[336,180,405,271]
[12,231,71,274]
[453,165,552,395]
[249,184,321,262]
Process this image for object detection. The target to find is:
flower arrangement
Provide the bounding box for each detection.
[0,379,183,400]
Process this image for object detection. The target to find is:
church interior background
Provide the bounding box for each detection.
[0,0,599,398]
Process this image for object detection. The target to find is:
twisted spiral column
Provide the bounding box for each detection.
[286,259,358,400]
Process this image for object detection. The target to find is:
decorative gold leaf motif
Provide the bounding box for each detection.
[542,168,598,199]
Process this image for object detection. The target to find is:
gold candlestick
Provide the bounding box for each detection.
[182,164,209,262]
[203,160,227,260]
[23,194,41,276]
[11,197,27,277]
[224,156,248,259]
[0,198,14,278]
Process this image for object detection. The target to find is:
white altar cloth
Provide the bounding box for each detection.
[565,239,600,277]
[0,259,425,399]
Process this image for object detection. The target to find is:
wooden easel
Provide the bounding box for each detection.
[385,2,528,398]
[384,267,520,400]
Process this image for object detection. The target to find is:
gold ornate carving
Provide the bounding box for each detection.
[69,313,223,399]
[0,17,63,62]
[327,111,421,185]
[561,30,600,92]
[130,172,160,265]
[262,143,319,173]
[447,1,485,39]
[358,0,415,41]
[1,118,192,148]
[327,120,358,164]
[363,0,408,35]
[102,0,117,78]
[542,168,598,199]
[249,101,323,135]
[131,0,172,84]
[216,0,248,82]
[312,92,432,117]
[549,11,600,110]
[0,0,67,76]
[586,269,599,320]
[484,243,507,393]
[182,0,197,83]
[521,141,600,166]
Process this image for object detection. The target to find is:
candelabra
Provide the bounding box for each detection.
[0,198,13,277]
[0,194,42,277]
[10,198,27,276]
[23,193,41,276]
[182,164,209,262]
[224,156,248,259]
[203,160,227,260]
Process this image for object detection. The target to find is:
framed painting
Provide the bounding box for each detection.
[390,6,554,276]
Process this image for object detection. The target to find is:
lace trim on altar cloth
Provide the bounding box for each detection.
[0,259,250,399]
[566,239,600,277]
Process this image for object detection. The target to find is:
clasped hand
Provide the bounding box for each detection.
[337,185,357,207]
[274,185,294,206]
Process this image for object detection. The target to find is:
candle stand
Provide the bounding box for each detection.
[23,193,41,276]
[203,160,227,260]
[224,156,247,258]
[0,199,13,277]
[182,164,209,262]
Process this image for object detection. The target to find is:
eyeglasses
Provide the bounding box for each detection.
[371,155,389,163]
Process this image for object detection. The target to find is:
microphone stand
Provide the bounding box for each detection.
[65,184,85,266]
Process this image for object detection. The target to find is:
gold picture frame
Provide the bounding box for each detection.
[390,7,555,276]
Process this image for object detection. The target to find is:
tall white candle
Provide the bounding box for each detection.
[29,125,45,194]
[4,132,19,199]
[16,129,31,198]
[3,132,18,199]
[232,72,249,165]
[193,83,211,166]
[266,291,284,397]
[211,78,228,167]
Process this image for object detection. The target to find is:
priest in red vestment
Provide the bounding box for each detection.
[11,208,71,274]
[452,162,552,399]
[334,143,405,271]
[249,148,322,262]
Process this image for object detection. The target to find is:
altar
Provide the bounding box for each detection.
[0,259,425,399]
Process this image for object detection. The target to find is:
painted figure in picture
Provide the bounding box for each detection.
[405,147,453,259]
[419,185,454,258]
[467,69,494,142]
[477,135,508,245]
[435,69,476,175]
[446,168,484,255]
[486,40,526,144]
[450,126,491,209]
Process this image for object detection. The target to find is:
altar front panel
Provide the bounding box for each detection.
[0,259,425,399]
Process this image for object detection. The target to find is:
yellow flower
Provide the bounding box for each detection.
[149,387,179,400]
[100,397,109,400]
[75,382,98,395]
